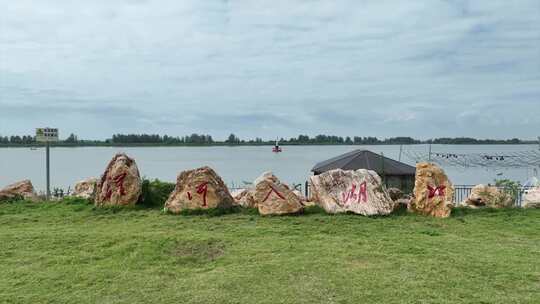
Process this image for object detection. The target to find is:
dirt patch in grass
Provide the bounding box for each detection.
[171,239,225,262]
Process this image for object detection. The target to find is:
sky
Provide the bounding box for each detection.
[1,0,539,140]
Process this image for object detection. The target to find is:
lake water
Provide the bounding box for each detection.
[1,145,539,192]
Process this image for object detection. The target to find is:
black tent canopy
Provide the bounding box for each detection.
[311,149,416,192]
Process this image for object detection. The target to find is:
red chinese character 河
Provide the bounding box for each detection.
[186,183,208,205]
[196,182,209,206]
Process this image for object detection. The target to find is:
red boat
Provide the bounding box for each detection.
[272,139,282,153]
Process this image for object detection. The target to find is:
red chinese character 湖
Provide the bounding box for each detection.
[341,182,368,204]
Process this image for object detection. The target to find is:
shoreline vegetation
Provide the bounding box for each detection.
[0,133,534,147]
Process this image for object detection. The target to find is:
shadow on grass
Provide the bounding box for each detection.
[303,204,410,219]
[169,205,324,217]
[170,239,226,264]
[166,206,250,217]
[3,198,536,220]
[303,205,327,215]
[450,206,526,218]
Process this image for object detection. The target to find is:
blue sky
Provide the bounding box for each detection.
[1,0,539,140]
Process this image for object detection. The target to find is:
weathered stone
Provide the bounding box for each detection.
[254,179,303,215]
[291,189,316,206]
[293,189,307,203]
[164,166,234,213]
[523,187,540,209]
[72,178,98,201]
[230,188,246,198]
[233,188,257,208]
[464,184,514,208]
[410,162,454,218]
[393,196,411,212]
[253,171,279,186]
[0,180,38,201]
[233,171,303,214]
[387,187,404,201]
[95,153,142,207]
[309,169,394,216]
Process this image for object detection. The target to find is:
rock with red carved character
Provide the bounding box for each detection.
[95,153,142,207]
[0,180,38,202]
[252,174,303,215]
[410,162,454,218]
[309,169,394,216]
[233,171,303,214]
[164,166,234,213]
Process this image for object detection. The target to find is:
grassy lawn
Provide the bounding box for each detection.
[0,200,538,304]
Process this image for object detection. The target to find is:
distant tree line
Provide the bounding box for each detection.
[0,135,35,145]
[428,137,522,145]
[0,133,533,146]
[284,135,422,145]
[111,134,214,144]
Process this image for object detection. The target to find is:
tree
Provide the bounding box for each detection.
[65,133,78,143]
[225,134,240,144]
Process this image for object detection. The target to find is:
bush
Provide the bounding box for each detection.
[0,194,25,203]
[494,179,521,202]
[140,178,175,208]
[62,197,92,205]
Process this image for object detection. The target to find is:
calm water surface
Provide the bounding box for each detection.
[1,145,539,192]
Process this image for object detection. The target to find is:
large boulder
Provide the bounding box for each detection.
[309,169,394,216]
[523,187,540,209]
[72,178,98,201]
[233,171,303,214]
[95,153,142,207]
[464,184,514,208]
[164,166,234,213]
[0,180,38,201]
[252,173,303,215]
[410,162,454,218]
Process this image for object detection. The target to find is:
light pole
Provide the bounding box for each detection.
[46,141,50,199]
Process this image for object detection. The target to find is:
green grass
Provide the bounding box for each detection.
[0,200,538,304]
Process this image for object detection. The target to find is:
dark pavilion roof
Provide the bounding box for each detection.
[311,149,416,176]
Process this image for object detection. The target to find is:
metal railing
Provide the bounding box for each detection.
[227,182,306,196]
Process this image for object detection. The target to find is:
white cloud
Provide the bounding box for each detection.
[1,0,539,139]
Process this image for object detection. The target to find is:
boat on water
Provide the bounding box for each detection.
[272,139,282,153]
